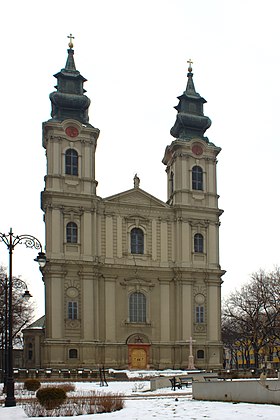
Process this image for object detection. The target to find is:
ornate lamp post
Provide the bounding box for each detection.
[1,277,32,388]
[0,276,8,384]
[0,228,46,407]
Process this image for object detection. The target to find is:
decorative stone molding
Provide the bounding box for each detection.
[66,287,79,298]
[65,320,81,329]
[61,207,83,216]
[65,278,81,291]
[120,277,155,289]
[194,324,207,333]
[193,285,207,297]
[195,293,205,304]
[189,220,209,228]
[124,215,149,224]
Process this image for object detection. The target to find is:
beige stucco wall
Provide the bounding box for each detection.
[21,118,225,370]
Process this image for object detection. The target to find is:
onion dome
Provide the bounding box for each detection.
[49,35,91,125]
[170,60,211,141]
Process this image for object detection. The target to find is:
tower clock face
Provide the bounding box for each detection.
[192,144,203,156]
[65,126,79,138]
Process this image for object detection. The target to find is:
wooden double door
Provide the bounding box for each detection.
[128,344,150,369]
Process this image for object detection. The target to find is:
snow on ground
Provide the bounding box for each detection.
[1,375,280,419]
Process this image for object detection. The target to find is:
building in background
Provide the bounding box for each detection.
[23,41,224,370]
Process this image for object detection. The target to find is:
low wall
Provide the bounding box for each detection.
[150,377,172,391]
[150,373,214,391]
[192,379,280,405]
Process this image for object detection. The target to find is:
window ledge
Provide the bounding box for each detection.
[65,178,79,186]
[125,321,151,327]
[192,192,205,200]
[124,253,152,260]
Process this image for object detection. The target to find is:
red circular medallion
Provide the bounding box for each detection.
[192,144,203,156]
[65,126,79,138]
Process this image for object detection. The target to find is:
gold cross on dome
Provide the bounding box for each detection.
[68,33,75,49]
[187,58,193,71]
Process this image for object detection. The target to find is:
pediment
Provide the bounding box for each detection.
[104,188,168,208]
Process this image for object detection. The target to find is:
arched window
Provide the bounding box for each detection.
[170,171,174,194]
[28,343,33,360]
[197,349,205,359]
[65,148,78,176]
[66,222,78,244]
[131,228,144,254]
[129,292,146,323]
[69,348,78,359]
[194,233,203,253]
[192,166,203,190]
[196,305,204,323]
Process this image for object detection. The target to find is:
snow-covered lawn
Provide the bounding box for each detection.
[1,375,280,419]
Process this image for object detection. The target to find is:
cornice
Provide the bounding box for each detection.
[44,135,97,145]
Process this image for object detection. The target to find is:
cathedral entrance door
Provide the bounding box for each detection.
[127,335,150,369]
[131,348,147,369]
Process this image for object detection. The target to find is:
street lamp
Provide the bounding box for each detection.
[0,228,46,407]
[0,276,8,384]
[1,277,32,387]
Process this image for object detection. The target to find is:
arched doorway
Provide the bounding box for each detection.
[127,334,150,369]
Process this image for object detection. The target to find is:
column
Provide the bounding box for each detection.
[105,215,113,259]
[182,282,192,340]
[152,219,157,260]
[116,216,122,258]
[160,282,170,341]
[50,275,64,339]
[181,222,190,263]
[83,211,92,257]
[51,209,62,254]
[160,220,168,263]
[208,283,220,341]
[208,223,218,266]
[82,275,94,340]
[105,278,116,341]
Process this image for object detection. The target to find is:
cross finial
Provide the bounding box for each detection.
[68,33,75,49]
[187,58,193,72]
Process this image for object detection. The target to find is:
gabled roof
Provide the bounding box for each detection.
[104,187,169,209]
[25,315,45,329]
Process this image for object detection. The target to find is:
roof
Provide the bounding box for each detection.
[104,187,169,209]
[25,315,45,329]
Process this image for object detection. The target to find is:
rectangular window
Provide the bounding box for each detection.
[68,301,78,320]
[129,292,146,322]
[195,306,204,323]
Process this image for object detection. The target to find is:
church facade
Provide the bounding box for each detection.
[24,43,224,370]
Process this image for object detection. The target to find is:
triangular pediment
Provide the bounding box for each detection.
[104,188,169,208]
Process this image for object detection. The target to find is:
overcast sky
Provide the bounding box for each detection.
[1,0,280,318]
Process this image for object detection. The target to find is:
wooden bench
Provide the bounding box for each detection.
[179,377,193,388]
[170,376,193,390]
[169,377,181,390]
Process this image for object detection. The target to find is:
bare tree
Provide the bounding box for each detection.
[223,268,280,369]
[0,266,35,351]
